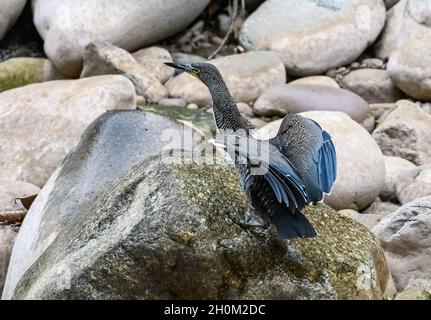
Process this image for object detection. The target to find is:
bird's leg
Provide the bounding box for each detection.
[230,209,270,238]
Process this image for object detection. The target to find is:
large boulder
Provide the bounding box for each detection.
[0,57,65,93]
[372,100,431,165]
[32,0,211,76]
[341,69,403,104]
[7,153,394,299]
[0,0,26,41]
[81,41,167,102]
[380,156,417,202]
[373,196,431,291]
[252,83,371,124]
[166,51,286,106]
[257,111,385,211]
[395,165,431,204]
[0,75,137,186]
[375,0,431,60]
[1,110,204,300]
[240,0,386,76]
[0,224,19,295]
[387,40,431,101]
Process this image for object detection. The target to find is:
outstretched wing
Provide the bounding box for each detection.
[272,115,337,203]
[317,129,337,194]
[210,133,309,213]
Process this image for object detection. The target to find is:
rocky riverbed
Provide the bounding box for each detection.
[0,0,430,300]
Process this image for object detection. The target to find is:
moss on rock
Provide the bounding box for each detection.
[12,154,395,300]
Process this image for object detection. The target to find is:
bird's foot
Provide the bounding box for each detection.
[235,211,269,237]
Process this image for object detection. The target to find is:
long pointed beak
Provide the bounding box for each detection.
[164,62,193,73]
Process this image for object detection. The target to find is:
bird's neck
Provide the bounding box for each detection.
[208,81,252,132]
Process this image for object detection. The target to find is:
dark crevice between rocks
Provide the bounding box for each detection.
[0,2,45,62]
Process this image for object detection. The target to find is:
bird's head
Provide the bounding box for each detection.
[164,62,223,88]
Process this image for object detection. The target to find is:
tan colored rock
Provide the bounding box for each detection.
[0,57,66,93]
[32,0,211,76]
[236,102,254,118]
[380,156,417,201]
[132,47,175,84]
[375,0,431,59]
[253,83,371,123]
[372,100,431,165]
[258,111,385,211]
[81,41,167,102]
[373,196,431,291]
[166,51,286,106]
[387,40,431,101]
[0,0,26,40]
[363,200,399,213]
[0,180,40,213]
[395,165,431,204]
[240,0,386,76]
[290,76,339,88]
[396,278,431,300]
[370,103,397,122]
[342,69,402,103]
[158,98,186,108]
[0,75,137,186]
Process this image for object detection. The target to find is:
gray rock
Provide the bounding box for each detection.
[373,196,431,291]
[395,165,431,204]
[32,0,211,76]
[372,100,431,165]
[380,156,417,202]
[240,0,386,76]
[341,69,402,103]
[0,224,19,295]
[387,40,431,101]
[9,155,394,299]
[375,0,431,59]
[0,0,26,41]
[81,41,167,103]
[0,75,136,187]
[253,83,371,124]
[166,51,286,106]
[1,110,204,300]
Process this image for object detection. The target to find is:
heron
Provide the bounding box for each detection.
[165,62,336,239]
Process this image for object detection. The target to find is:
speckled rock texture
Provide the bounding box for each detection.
[9,154,394,300]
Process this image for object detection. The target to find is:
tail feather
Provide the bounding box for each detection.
[269,206,317,239]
